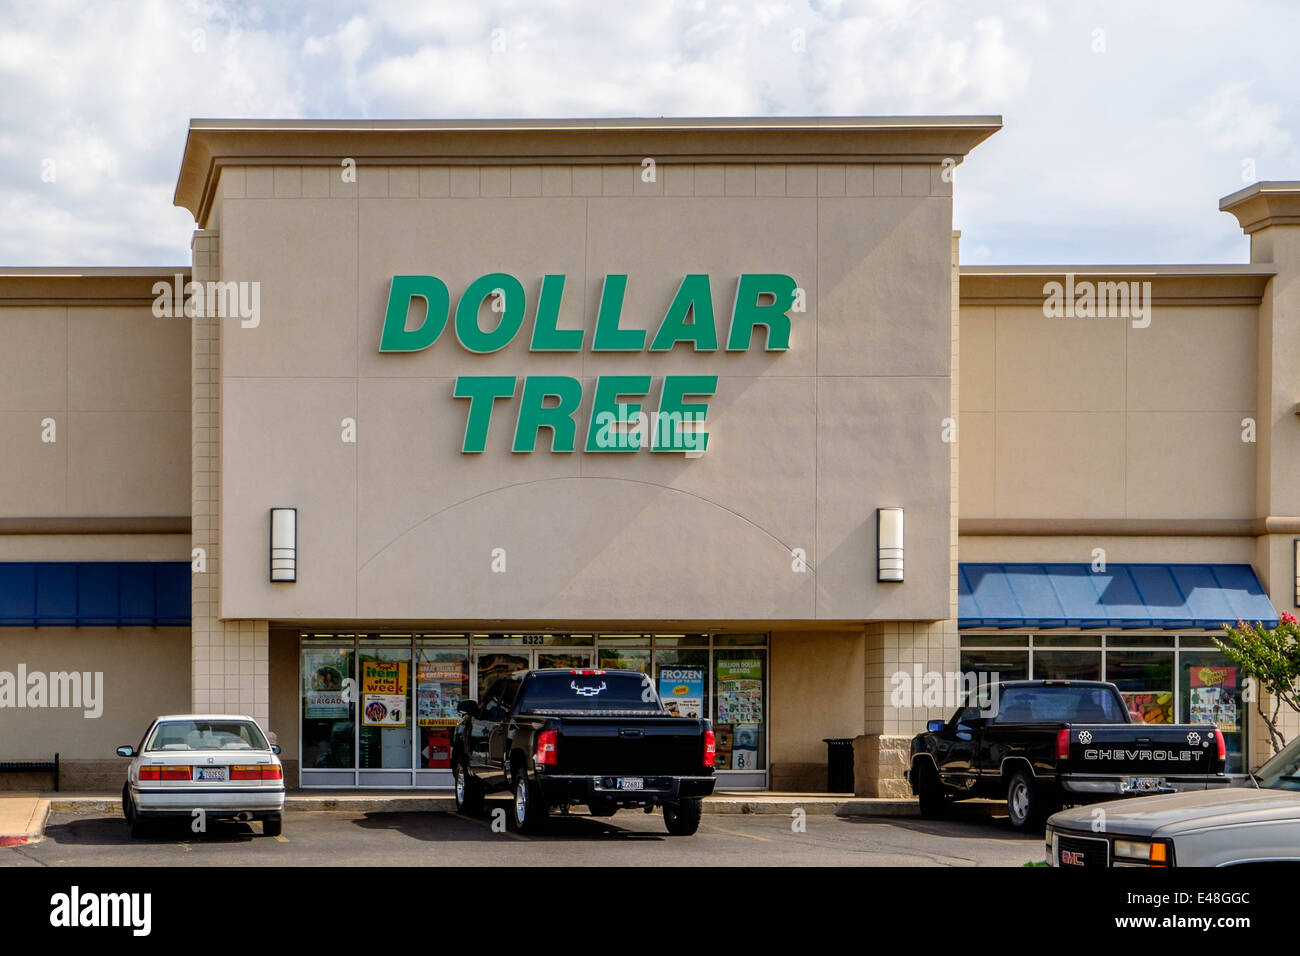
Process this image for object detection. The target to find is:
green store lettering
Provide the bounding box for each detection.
[379,273,798,454]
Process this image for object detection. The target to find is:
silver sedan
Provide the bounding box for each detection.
[117,714,285,838]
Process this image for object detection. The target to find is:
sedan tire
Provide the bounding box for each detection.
[262,813,282,838]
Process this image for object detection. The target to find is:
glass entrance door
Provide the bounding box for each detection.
[536,649,593,670]
[473,648,594,700]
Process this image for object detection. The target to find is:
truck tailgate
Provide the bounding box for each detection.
[1065,724,1224,777]
[554,717,708,775]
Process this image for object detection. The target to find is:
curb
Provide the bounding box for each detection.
[35,793,1004,822]
[0,796,49,848]
[41,794,927,816]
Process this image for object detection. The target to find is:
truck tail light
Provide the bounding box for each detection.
[139,766,192,781]
[536,730,558,766]
[704,730,717,768]
[1055,728,1071,761]
[1214,729,1226,762]
[231,765,284,781]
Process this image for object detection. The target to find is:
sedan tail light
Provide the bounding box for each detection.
[231,765,284,781]
[536,730,558,766]
[1055,727,1071,761]
[139,766,192,781]
[704,730,717,768]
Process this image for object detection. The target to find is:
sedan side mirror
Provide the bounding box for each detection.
[116,746,135,757]
[926,720,946,733]
[271,745,281,755]
[457,699,478,716]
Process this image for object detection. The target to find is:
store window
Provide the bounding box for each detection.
[301,642,355,769]
[654,643,709,720]
[415,637,469,770]
[959,649,1029,683]
[1033,650,1101,681]
[713,644,767,772]
[1106,650,1174,723]
[1180,652,1245,773]
[598,634,651,673]
[359,644,413,769]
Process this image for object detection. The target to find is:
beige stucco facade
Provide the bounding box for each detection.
[3,119,1299,796]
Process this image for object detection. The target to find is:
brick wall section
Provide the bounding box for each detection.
[190,228,270,730]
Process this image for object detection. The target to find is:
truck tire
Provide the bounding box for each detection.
[511,768,548,834]
[914,762,949,819]
[262,813,282,838]
[454,763,484,815]
[1006,769,1044,830]
[663,797,703,835]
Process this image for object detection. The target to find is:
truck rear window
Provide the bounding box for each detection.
[995,685,1127,723]
[517,673,663,713]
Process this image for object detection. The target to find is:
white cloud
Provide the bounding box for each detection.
[0,0,1295,265]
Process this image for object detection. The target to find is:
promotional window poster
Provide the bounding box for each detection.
[362,660,408,727]
[1189,666,1239,732]
[303,650,350,719]
[417,662,467,727]
[658,666,704,718]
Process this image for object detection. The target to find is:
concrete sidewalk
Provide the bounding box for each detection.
[4,789,967,844]
[0,792,50,847]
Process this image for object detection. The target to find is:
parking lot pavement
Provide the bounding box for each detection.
[3,802,1043,867]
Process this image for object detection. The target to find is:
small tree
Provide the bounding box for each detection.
[1216,611,1300,755]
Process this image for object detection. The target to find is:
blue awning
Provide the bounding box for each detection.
[0,562,190,627]
[958,563,1279,630]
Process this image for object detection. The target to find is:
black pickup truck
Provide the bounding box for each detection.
[450,668,716,834]
[907,680,1229,829]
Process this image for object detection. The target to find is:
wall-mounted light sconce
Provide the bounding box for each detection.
[878,507,904,582]
[1293,538,1299,608]
[270,507,297,582]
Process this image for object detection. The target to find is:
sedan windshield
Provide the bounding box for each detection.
[1255,734,1300,791]
[145,720,268,752]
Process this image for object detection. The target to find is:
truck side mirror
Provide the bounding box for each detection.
[926,720,946,733]
[457,699,478,716]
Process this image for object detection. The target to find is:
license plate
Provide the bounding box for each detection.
[615,777,644,791]
[196,767,228,782]
[1123,776,1161,793]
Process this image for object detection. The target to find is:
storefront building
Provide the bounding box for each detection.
[2,119,1298,795]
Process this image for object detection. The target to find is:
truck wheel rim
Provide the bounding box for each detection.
[1011,782,1028,820]
[515,779,527,823]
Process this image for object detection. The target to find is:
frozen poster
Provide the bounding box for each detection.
[658,667,704,718]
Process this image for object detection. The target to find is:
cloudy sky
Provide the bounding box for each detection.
[1,0,1296,266]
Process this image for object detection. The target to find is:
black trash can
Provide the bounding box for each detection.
[822,737,855,793]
